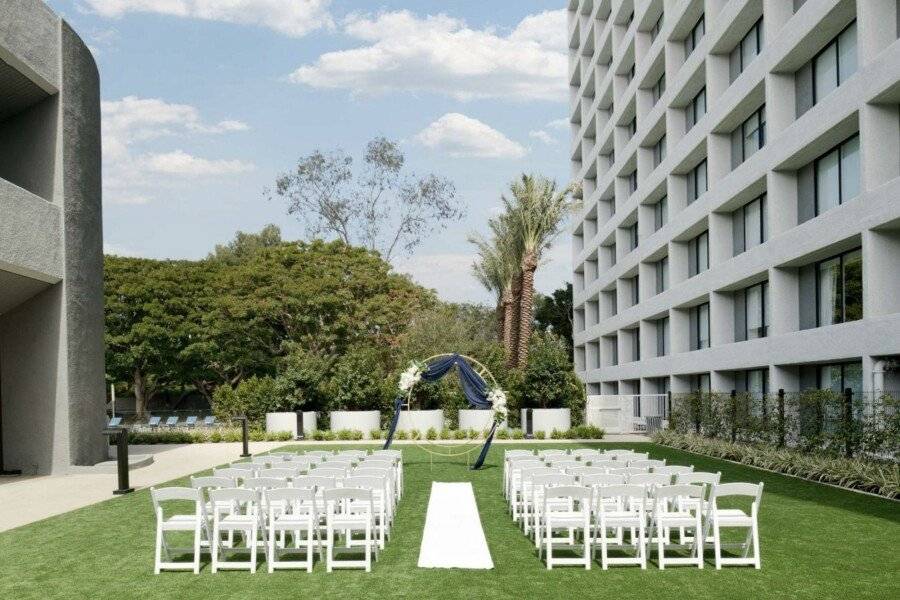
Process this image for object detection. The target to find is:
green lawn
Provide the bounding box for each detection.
[1,442,898,600]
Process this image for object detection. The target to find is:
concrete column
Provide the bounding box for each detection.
[711,370,734,392]
[707,132,731,185]
[638,261,655,299]
[667,172,688,215]
[636,143,654,182]
[771,364,800,393]
[765,72,796,137]
[710,290,734,346]
[762,0,795,37]
[671,307,690,354]
[637,202,655,239]
[665,40,685,89]
[708,211,732,267]
[859,103,900,192]
[704,0,728,23]
[857,0,898,66]
[640,319,657,358]
[671,374,692,393]
[665,106,686,148]
[706,53,730,105]
[767,170,798,237]
[768,266,799,336]
[669,240,689,286]
[861,228,900,318]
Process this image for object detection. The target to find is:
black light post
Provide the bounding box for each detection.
[238,416,251,457]
[103,425,134,495]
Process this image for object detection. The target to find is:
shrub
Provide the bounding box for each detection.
[426,427,438,440]
[467,428,479,440]
[439,429,452,440]
[496,428,510,440]
[325,346,393,412]
[550,428,565,440]
[395,430,409,441]
[336,429,363,441]
[223,428,242,443]
[369,429,383,440]
[210,375,280,425]
[312,429,326,441]
[321,429,336,441]
[653,430,899,499]
[511,428,525,440]
[534,430,546,440]
[453,429,467,440]
[514,332,585,420]
[410,429,422,440]
[126,427,296,445]
[570,425,605,440]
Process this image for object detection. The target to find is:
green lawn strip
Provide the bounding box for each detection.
[0,442,897,600]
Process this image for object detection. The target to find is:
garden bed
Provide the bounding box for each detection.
[127,428,293,445]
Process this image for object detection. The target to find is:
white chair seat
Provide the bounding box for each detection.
[715,509,753,526]
[162,515,202,531]
[655,511,697,527]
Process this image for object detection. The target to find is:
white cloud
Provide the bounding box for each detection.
[289,9,567,101]
[413,113,526,159]
[545,117,570,130]
[101,96,252,205]
[82,0,333,37]
[528,129,556,145]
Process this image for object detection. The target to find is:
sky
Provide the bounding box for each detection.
[45,0,573,305]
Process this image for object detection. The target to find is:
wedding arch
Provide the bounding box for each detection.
[384,353,507,470]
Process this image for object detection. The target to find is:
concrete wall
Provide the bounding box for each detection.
[0,0,105,474]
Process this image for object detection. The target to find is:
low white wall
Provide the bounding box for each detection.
[265,411,318,437]
[458,409,504,432]
[396,409,444,432]
[532,408,571,434]
[330,410,381,439]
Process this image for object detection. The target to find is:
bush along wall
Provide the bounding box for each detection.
[128,428,293,445]
[653,430,899,500]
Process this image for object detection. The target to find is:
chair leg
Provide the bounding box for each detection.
[600,524,608,570]
[154,523,163,575]
[306,525,314,573]
[365,522,372,573]
[211,524,220,574]
[695,514,704,569]
[250,525,258,573]
[326,523,333,573]
[193,522,202,574]
[638,520,647,569]
[657,527,665,570]
[583,526,591,570]
[752,520,761,569]
[268,526,276,573]
[713,520,722,570]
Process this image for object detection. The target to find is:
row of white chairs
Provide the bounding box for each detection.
[504,450,763,570]
[152,451,403,574]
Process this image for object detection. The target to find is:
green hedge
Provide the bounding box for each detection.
[128,428,292,445]
[653,430,899,500]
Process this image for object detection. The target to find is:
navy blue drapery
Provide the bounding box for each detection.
[384,354,497,469]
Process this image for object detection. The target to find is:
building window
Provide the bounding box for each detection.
[653,135,667,168]
[686,87,707,131]
[610,335,618,366]
[625,63,635,86]
[735,368,769,395]
[626,222,639,251]
[649,12,664,44]
[651,73,666,106]
[691,373,711,392]
[733,105,766,167]
[813,22,857,105]
[814,134,860,216]
[610,289,618,316]
[734,194,767,255]
[625,10,634,29]
[690,302,711,350]
[737,281,768,341]
[630,276,640,306]
[684,14,705,58]
[653,196,667,231]
[609,242,617,266]
[656,317,669,356]
[631,328,640,362]
[688,230,709,277]
[655,256,669,294]
[626,169,638,195]
[816,248,862,327]
[729,17,763,82]
[687,159,708,203]
[817,361,862,395]
[627,115,637,139]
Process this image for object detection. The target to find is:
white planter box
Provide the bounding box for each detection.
[531,408,571,435]
[458,409,505,432]
[265,412,298,437]
[396,409,444,433]
[330,410,381,439]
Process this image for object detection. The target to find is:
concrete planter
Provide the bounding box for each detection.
[265,412,317,438]
[531,408,571,435]
[458,409,505,432]
[396,409,444,433]
[330,410,381,439]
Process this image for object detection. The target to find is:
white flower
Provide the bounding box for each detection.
[398,362,423,392]
[488,388,508,423]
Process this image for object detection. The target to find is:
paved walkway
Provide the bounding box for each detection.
[0,442,283,533]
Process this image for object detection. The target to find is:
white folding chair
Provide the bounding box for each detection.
[675,472,721,542]
[520,467,561,533]
[213,467,250,483]
[354,467,396,524]
[629,473,672,488]
[309,467,348,479]
[370,449,403,497]
[588,460,617,470]
[609,467,647,478]
[538,449,568,460]
[530,473,576,547]
[595,484,647,569]
[546,459,581,471]
[570,449,602,461]
[337,450,368,460]
[190,476,236,548]
[629,459,666,469]
[705,482,764,569]
[654,465,694,481]
[344,475,390,549]
[601,449,637,461]
[542,485,592,570]
[151,487,209,574]
[265,488,321,573]
[244,477,290,492]
[508,459,543,519]
[209,488,262,573]
[305,450,334,462]
[229,462,259,475]
[648,485,705,569]
[324,488,376,572]
[258,467,298,480]
[569,466,606,479]
[252,455,277,467]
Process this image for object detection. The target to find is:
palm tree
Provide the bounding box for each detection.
[471,236,506,344]
[504,174,576,368]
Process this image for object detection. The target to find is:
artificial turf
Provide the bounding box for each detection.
[0,442,897,600]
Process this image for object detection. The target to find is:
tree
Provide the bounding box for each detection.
[269,137,463,261]
[209,224,283,265]
[504,174,575,368]
[534,283,574,359]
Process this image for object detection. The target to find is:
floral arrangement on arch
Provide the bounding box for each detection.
[398,359,507,425]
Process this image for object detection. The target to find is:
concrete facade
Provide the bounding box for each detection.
[568,1,900,398]
[0,0,106,474]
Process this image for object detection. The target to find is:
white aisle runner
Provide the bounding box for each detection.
[417,482,494,569]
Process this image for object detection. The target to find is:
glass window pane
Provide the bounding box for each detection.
[698,160,707,195]
[698,304,710,348]
[747,369,766,395]
[838,22,857,84]
[816,148,840,214]
[843,362,863,396]
[819,364,842,392]
[842,249,862,322]
[814,42,838,101]
[746,284,764,339]
[817,257,840,326]
[698,232,709,272]
[840,135,860,202]
[745,198,762,249]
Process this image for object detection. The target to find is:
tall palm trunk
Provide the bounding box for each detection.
[495,299,505,345]
[502,285,517,367]
[516,252,538,368]
[510,275,523,367]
